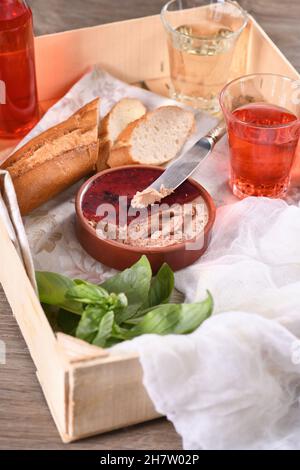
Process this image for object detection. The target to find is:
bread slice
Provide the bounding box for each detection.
[107,106,195,168]
[2,98,100,215]
[97,98,146,171]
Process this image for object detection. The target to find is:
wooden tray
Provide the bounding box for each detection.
[0,8,300,443]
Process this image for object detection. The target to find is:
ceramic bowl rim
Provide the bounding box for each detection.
[75,165,216,254]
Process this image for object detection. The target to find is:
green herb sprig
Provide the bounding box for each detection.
[36,256,213,348]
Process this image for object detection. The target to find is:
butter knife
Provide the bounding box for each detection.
[147,119,226,194]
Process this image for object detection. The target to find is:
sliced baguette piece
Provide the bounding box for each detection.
[2,98,100,215]
[97,98,146,171]
[108,106,195,168]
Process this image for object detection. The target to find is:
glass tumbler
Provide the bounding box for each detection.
[220,73,300,199]
[161,0,248,113]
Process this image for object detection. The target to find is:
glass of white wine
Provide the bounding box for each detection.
[161,0,248,114]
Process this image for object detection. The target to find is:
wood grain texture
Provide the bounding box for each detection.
[0,285,181,450]
[1,0,300,450]
[25,0,300,71]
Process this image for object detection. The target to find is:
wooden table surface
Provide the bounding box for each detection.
[1,0,300,451]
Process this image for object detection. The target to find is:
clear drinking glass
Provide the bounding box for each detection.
[220,73,300,199]
[161,0,248,113]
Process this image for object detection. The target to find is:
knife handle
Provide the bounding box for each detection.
[206,119,227,146]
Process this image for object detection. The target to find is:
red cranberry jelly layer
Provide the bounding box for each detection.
[82,167,201,225]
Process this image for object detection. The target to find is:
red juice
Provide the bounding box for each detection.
[0,0,39,139]
[227,102,299,198]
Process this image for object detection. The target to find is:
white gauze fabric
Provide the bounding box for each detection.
[113,197,300,450]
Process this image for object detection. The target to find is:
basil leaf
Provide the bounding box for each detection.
[123,317,143,326]
[76,305,107,343]
[73,279,91,285]
[111,323,132,341]
[36,271,83,315]
[173,292,213,334]
[92,311,114,347]
[66,284,128,319]
[66,283,109,305]
[105,337,124,348]
[127,304,180,338]
[37,263,213,349]
[101,256,152,322]
[141,263,174,311]
[126,292,213,339]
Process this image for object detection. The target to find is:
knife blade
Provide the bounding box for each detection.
[148,120,226,193]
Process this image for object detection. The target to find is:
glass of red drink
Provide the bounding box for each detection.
[220,73,300,198]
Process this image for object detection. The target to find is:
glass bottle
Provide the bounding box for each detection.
[0,0,39,139]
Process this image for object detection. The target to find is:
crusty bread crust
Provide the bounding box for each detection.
[13,142,99,215]
[1,98,100,215]
[97,112,111,171]
[108,106,195,168]
[97,98,146,172]
[107,119,140,167]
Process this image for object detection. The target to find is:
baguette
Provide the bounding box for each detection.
[108,106,195,168]
[2,98,100,215]
[97,98,146,171]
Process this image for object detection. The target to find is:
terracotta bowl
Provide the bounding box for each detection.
[75,165,216,272]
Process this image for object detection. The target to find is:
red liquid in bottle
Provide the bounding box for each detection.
[0,0,39,139]
[227,103,299,198]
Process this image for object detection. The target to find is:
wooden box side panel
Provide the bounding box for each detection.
[68,354,159,442]
[34,14,169,102]
[34,12,300,107]
[1,10,300,444]
[0,217,68,437]
[246,15,299,79]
